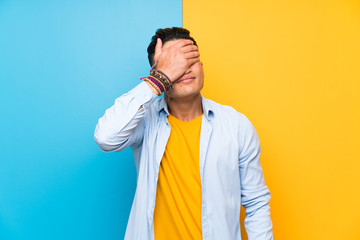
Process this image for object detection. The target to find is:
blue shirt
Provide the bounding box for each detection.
[94,81,273,240]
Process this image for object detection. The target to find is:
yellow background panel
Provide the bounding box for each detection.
[183,0,360,239]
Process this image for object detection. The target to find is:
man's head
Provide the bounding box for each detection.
[147,27,204,101]
[147,27,198,67]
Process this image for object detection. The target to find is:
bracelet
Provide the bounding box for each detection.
[141,75,165,93]
[156,69,171,85]
[150,69,173,91]
[142,77,162,95]
[147,76,165,92]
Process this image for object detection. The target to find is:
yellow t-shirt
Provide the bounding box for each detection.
[154,114,203,240]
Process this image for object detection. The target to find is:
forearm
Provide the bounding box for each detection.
[242,186,272,240]
[94,81,157,152]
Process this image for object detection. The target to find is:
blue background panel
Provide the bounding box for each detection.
[0,1,182,239]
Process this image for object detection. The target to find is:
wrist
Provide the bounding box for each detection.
[151,63,176,84]
[144,80,161,95]
[155,68,173,82]
[149,69,173,91]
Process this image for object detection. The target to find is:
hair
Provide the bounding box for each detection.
[147,27,198,67]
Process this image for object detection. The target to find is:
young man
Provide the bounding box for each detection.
[94,27,273,240]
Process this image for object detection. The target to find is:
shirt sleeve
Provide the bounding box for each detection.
[94,81,158,152]
[238,114,273,240]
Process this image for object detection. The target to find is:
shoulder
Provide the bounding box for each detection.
[204,97,257,138]
[203,97,250,123]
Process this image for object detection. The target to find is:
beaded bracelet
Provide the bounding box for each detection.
[146,62,173,92]
[156,69,171,85]
[149,65,173,91]
[149,69,173,91]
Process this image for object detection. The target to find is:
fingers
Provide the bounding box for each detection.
[154,38,163,62]
[156,38,200,78]
[172,40,199,65]
[155,38,163,54]
[162,39,197,55]
[184,50,200,59]
[180,44,199,61]
[188,57,200,66]
[180,44,198,53]
[172,39,195,48]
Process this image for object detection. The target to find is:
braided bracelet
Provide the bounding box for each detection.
[150,69,173,91]
[141,75,165,94]
[148,62,173,92]
[147,76,165,92]
[142,77,162,95]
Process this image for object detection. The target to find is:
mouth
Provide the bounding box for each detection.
[175,75,195,84]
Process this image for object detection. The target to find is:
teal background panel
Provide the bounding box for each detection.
[0,0,182,239]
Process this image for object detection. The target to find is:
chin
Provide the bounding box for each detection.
[165,81,203,99]
[166,88,201,100]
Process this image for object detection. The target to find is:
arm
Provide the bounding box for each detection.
[94,38,199,152]
[94,81,158,152]
[238,114,273,239]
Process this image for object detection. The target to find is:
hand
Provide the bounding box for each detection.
[154,38,200,82]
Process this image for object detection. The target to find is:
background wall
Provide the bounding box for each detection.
[183,0,360,239]
[0,1,181,239]
[1,0,359,239]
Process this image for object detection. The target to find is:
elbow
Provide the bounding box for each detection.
[94,129,128,152]
[94,134,113,152]
[242,186,271,217]
[94,123,115,152]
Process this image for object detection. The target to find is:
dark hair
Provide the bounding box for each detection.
[147,27,198,66]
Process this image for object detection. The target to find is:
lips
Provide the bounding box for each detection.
[176,75,195,83]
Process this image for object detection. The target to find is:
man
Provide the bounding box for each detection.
[94,27,273,240]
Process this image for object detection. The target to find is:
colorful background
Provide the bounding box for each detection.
[1,0,359,239]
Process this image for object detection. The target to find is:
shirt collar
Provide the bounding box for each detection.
[156,94,214,121]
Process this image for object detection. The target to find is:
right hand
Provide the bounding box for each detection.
[154,38,200,82]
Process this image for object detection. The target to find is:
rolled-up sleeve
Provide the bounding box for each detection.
[94,81,157,152]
